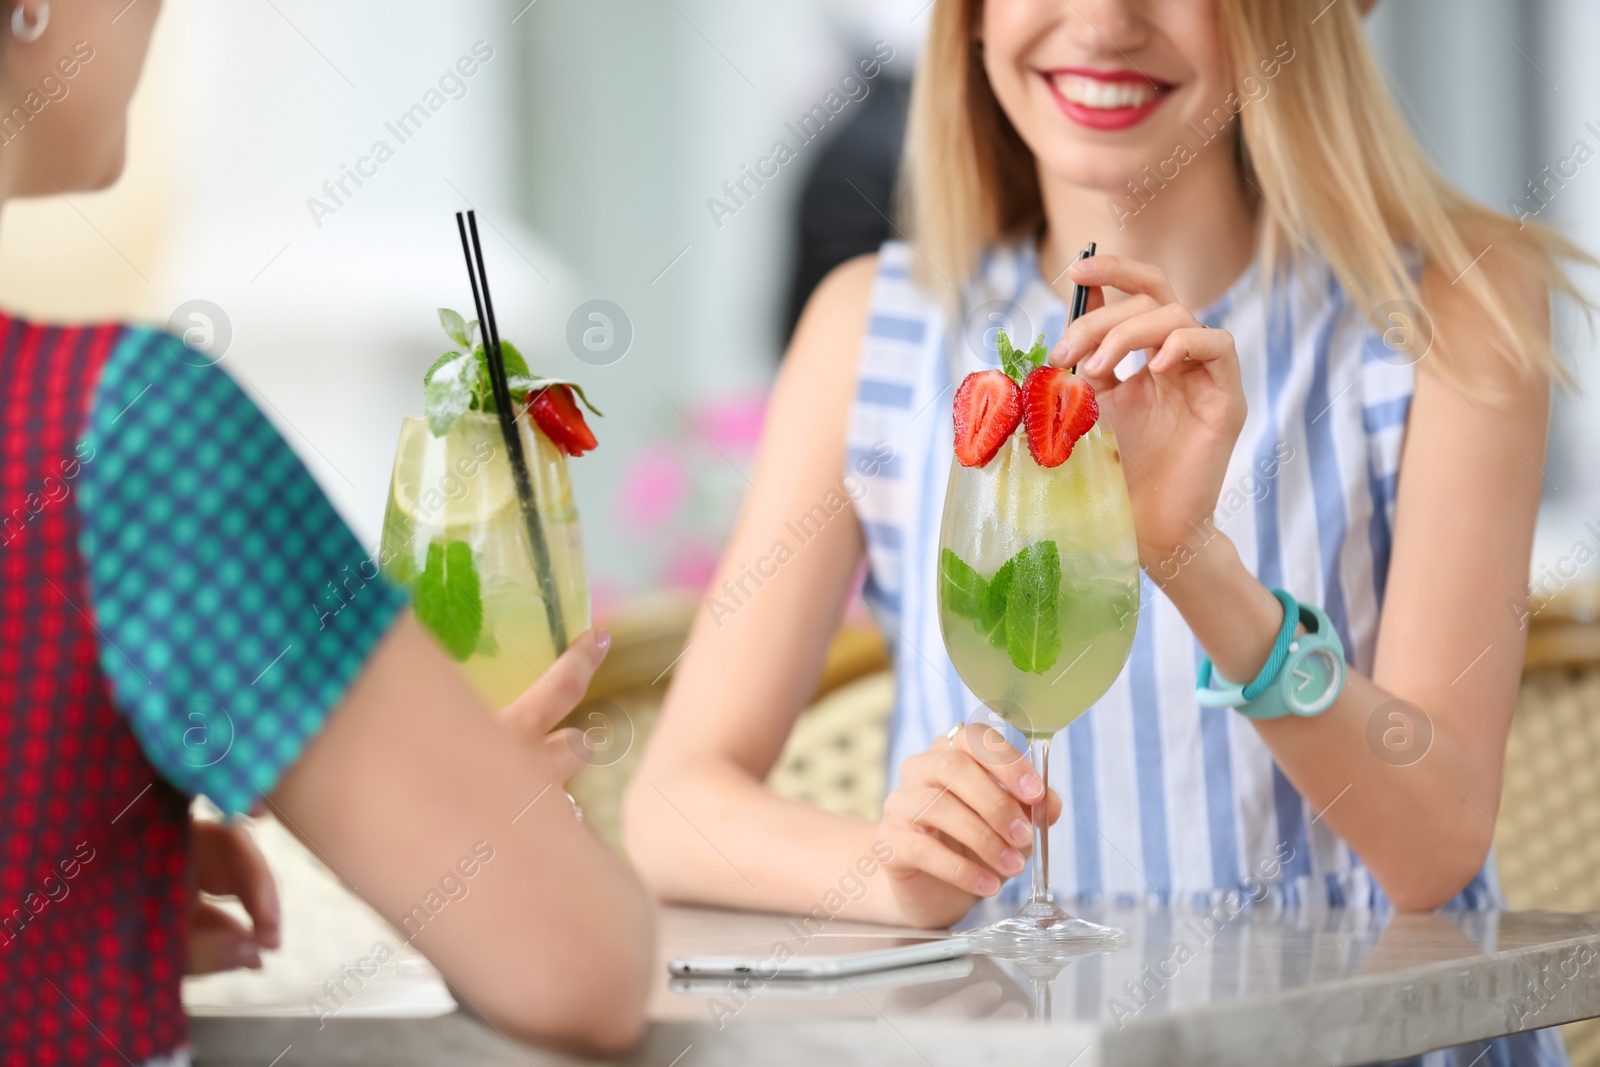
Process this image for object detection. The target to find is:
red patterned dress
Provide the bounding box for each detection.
[0,314,405,1065]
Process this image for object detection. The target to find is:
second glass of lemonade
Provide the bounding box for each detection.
[938,421,1138,947]
[380,412,589,708]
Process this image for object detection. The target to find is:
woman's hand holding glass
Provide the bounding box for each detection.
[1052,255,1248,569]
[497,627,611,783]
[876,724,1063,929]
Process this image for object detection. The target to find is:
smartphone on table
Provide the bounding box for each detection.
[668,935,971,979]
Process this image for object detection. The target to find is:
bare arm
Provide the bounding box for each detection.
[624,257,1061,929]
[1179,255,1549,909]
[622,256,891,917]
[271,619,653,1054]
[1074,251,1549,910]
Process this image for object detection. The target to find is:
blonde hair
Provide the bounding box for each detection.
[903,0,1591,386]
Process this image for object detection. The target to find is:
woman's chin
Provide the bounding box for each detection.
[1034,147,1167,199]
[13,140,127,198]
[88,137,129,191]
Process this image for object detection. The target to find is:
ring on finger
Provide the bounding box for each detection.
[945,724,962,747]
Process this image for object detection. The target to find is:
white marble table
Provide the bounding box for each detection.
[190,899,1600,1065]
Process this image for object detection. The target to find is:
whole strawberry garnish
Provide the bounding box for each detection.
[1021,366,1097,467]
[528,384,598,457]
[953,370,1023,468]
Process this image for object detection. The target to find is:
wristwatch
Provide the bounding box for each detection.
[1195,591,1346,720]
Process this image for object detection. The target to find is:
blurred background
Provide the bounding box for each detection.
[2,0,1597,613]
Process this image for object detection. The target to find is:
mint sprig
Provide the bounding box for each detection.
[412,538,484,661]
[982,556,1013,650]
[939,549,988,620]
[1003,541,1061,673]
[942,539,1062,674]
[996,327,1049,385]
[438,308,478,349]
[423,309,604,436]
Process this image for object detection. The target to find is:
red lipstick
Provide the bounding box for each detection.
[1042,67,1174,132]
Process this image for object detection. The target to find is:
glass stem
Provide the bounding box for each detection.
[1028,736,1053,907]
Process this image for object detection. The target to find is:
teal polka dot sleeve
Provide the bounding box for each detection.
[77,328,408,815]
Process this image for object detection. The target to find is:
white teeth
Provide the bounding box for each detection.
[1051,74,1158,110]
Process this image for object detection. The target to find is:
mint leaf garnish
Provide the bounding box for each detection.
[511,376,605,418]
[472,341,534,414]
[1004,540,1061,674]
[982,556,1013,649]
[997,328,1051,384]
[940,548,1017,649]
[439,307,473,349]
[413,539,483,662]
[423,350,457,387]
[940,549,988,620]
[424,352,476,436]
[1025,334,1049,372]
[475,339,530,380]
[424,311,604,432]
[997,328,1028,383]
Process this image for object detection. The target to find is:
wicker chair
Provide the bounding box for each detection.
[561,594,893,847]
[1499,587,1600,1065]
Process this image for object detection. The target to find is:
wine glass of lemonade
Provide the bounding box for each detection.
[379,308,597,707]
[937,330,1138,946]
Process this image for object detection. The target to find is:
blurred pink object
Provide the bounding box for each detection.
[616,451,689,528]
[692,393,768,451]
[664,542,721,591]
[588,578,626,626]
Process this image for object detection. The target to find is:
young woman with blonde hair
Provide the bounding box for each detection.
[627,0,1587,1061]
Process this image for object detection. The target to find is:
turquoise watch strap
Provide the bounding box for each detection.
[1195,590,1346,719]
[1195,589,1298,709]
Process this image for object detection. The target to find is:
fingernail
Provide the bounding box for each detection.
[1073,258,1098,278]
[1009,818,1031,846]
[1083,348,1105,376]
[1000,848,1025,875]
[977,873,1001,896]
[594,629,611,655]
[1018,772,1044,800]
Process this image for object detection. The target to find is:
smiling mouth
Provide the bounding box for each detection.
[1042,69,1175,129]
[1051,72,1163,108]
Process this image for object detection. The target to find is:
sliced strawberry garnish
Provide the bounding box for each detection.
[953,370,1023,468]
[1021,366,1098,467]
[528,384,598,457]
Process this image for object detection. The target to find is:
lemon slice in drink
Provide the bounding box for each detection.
[389,417,519,525]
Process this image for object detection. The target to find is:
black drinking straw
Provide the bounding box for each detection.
[455,210,569,655]
[1068,240,1097,326]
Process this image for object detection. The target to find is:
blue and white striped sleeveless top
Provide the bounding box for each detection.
[847,239,1503,913]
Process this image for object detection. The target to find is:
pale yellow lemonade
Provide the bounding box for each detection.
[380,413,589,707]
[938,425,1139,737]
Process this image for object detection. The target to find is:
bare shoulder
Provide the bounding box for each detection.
[783,252,880,381]
[1418,244,1551,400]
[764,253,881,448]
[1398,247,1552,529]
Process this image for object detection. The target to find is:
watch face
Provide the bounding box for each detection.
[1284,646,1343,714]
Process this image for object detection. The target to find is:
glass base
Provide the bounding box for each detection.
[966,899,1128,952]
